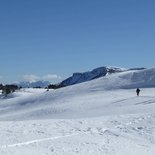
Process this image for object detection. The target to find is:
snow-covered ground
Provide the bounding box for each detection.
[0,69,155,155]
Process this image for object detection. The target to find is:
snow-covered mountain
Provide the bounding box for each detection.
[16,80,50,88]
[14,66,145,89]
[60,66,125,86]
[59,66,145,87]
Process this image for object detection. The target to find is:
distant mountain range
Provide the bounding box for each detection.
[16,81,50,88]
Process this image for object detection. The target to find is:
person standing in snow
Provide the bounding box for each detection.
[136,88,140,96]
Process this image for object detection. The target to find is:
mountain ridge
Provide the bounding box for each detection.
[57,66,145,88]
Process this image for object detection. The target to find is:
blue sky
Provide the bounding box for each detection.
[0,0,155,83]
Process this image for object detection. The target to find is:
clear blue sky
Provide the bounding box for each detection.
[0,0,155,83]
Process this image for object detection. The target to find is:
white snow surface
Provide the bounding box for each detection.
[0,69,155,155]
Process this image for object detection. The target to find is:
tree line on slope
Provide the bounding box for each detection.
[0,84,19,96]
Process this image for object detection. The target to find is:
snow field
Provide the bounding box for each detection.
[0,69,155,154]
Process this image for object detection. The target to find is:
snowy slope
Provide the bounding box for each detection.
[0,68,155,155]
[0,68,155,120]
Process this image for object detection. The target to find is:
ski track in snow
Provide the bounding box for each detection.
[1,133,79,149]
